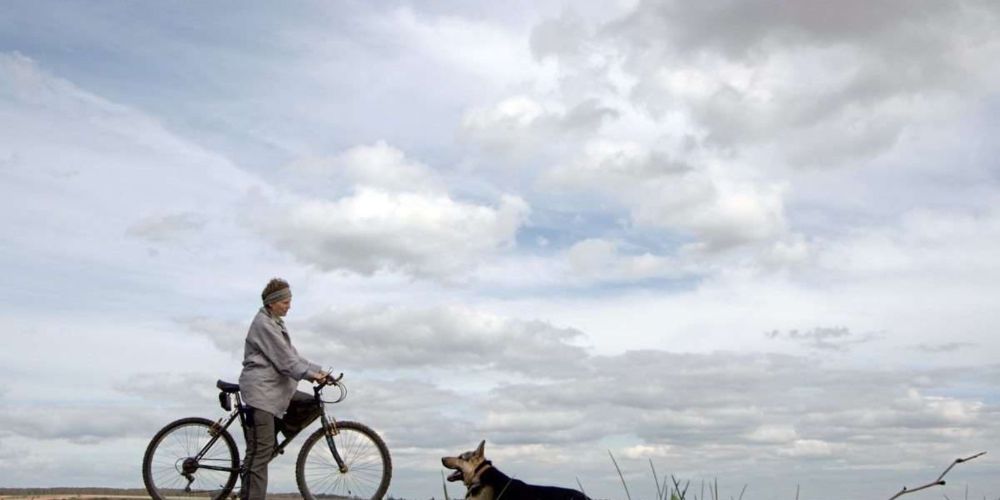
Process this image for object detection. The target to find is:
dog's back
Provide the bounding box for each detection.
[476,466,589,500]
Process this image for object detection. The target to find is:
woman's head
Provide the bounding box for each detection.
[262,278,292,316]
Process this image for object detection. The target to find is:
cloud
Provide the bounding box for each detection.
[258,140,533,280]
[546,139,789,251]
[387,6,546,86]
[603,0,1000,164]
[484,350,998,463]
[125,212,206,243]
[251,188,530,279]
[462,96,618,152]
[177,298,998,477]
[113,371,226,405]
[177,317,247,354]
[339,378,477,449]
[298,305,590,377]
[284,141,443,195]
[0,51,272,313]
[566,238,684,282]
[0,406,164,444]
[765,326,881,352]
[910,342,976,353]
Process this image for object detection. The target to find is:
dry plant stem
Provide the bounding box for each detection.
[738,484,747,500]
[888,452,987,500]
[649,459,663,500]
[441,470,450,500]
[576,477,587,498]
[795,484,800,500]
[671,475,689,500]
[609,450,632,500]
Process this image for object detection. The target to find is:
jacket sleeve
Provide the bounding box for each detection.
[248,318,320,380]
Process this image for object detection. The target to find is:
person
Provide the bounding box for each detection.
[238,277,330,500]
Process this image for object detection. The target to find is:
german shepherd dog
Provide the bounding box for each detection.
[441,441,590,500]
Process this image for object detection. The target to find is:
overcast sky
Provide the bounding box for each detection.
[1,1,999,499]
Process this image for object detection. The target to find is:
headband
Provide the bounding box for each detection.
[263,287,292,305]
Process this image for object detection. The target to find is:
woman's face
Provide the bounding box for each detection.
[269,298,292,317]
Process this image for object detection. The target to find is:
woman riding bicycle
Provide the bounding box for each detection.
[239,277,332,500]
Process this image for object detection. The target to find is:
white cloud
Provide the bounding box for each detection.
[566,238,681,282]
[746,425,798,444]
[462,95,617,152]
[780,439,836,459]
[546,139,790,252]
[296,304,590,377]
[125,212,206,243]
[608,0,1000,167]
[252,188,529,278]
[388,6,548,87]
[285,141,443,194]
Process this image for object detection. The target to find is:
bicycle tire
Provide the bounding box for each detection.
[295,420,392,499]
[142,417,240,500]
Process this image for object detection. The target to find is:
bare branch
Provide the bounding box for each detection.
[888,452,987,500]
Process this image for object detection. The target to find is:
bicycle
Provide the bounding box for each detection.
[141,374,392,499]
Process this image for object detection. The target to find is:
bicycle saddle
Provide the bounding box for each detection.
[216,380,240,393]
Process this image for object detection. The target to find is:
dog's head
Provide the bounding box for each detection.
[441,440,487,485]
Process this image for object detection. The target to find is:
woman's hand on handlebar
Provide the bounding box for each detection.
[313,370,343,385]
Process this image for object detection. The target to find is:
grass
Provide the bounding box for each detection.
[599,450,993,500]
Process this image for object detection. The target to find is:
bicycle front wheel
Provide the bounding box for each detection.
[296,420,392,499]
[142,417,240,500]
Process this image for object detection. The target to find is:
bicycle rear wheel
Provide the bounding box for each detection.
[142,417,240,500]
[295,420,392,499]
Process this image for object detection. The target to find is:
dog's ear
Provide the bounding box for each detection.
[475,440,485,458]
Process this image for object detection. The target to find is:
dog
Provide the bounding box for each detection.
[441,440,590,500]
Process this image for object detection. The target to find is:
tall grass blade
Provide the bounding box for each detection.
[670,475,689,500]
[649,459,663,500]
[608,450,632,500]
[441,470,450,500]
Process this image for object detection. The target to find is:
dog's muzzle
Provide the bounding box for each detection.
[441,457,464,482]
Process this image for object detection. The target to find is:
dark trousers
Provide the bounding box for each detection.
[240,392,321,499]
[240,406,275,500]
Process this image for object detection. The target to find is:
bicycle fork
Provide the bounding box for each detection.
[320,413,349,473]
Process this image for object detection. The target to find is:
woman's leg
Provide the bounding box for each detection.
[279,391,322,438]
[240,406,276,500]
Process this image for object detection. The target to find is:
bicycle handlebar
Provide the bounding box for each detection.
[313,372,347,404]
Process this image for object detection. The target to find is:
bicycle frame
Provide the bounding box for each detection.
[192,384,348,475]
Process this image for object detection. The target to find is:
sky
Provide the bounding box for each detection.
[1,1,999,498]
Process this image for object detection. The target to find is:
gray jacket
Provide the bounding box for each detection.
[238,307,321,416]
